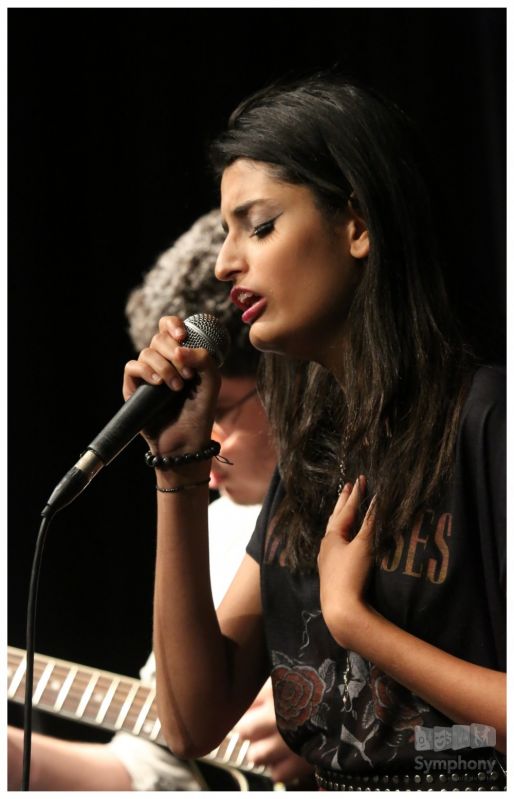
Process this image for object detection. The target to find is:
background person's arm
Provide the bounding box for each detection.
[8,726,133,791]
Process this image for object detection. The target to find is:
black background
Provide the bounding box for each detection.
[8,8,505,741]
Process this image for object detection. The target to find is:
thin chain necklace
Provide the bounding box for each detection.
[337,425,351,494]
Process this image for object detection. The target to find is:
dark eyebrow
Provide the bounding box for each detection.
[221,199,270,233]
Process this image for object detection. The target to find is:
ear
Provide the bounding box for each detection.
[347,206,370,260]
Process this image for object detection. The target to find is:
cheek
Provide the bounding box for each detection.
[273,231,345,298]
[220,431,251,461]
[290,224,335,266]
[224,429,265,464]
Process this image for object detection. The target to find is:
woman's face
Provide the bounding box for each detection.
[216,158,368,369]
[210,376,276,506]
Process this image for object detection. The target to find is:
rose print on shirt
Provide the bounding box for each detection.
[369,664,428,734]
[271,652,336,732]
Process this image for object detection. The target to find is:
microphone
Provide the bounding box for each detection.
[42,313,230,517]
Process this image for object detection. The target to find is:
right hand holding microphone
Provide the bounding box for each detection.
[123,315,222,457]
[44,313,227,515]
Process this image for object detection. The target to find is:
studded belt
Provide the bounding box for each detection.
[314,766,506,791]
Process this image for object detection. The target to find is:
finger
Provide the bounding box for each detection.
[158,315,188,342]
[174,345,217,374]
[147,330,193,378]
[324,481,352,537]
[355,494,377,542]
[270,754,314,785]
[246,733,290,766]
[234,707,276,741]
[140,345,193,389]
[122,358,168,401]
[339,475,367,517]
[255,680,274,704]
[159,316,222,375]
[152,328,220,381]
[333,481,354,511]
[326,476,365,539]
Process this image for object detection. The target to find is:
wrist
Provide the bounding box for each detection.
[146,439,220,472]
[154,459,212,489]
[324,599,374,651]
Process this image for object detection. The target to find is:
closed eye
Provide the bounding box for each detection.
[250,213,282,240]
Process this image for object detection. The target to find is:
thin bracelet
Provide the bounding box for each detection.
[156,477,211,494]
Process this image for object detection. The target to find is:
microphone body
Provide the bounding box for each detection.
[43,314,230,516]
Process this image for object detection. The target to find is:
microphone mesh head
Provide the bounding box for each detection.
[183,313,231,367]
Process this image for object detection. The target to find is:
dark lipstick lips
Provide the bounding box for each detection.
[230,286,263,310]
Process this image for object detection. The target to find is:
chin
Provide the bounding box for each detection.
[249,320,311,361]
[249,322,289,357]
[220,486,257,506]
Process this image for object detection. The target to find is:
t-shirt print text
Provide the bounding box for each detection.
[380,511,452,584]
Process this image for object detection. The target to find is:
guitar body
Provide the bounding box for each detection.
[7,646,281,791]
[195,761,274,791]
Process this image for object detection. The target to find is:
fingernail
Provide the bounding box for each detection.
[181,367,194,379]
[173,327,184,339]
[171,378,183,390]
[152,373,162,383]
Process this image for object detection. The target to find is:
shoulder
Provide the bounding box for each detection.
[260,468,285,517]
[247,469,284,562]
[208,494,261,545]
[209,494,261,525]
[456,365,506,490]
[460,364,505,433]
[466,364,505,405]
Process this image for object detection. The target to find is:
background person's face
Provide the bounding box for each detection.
[210,376,276,505]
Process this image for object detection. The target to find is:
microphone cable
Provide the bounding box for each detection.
[18,312,230,789]
[21,510,55,790]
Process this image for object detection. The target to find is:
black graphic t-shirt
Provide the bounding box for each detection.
[247,366,505,774]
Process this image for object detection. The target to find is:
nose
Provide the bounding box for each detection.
[211,421,235,466]
[211,421,225,443]
[215,234,247,283]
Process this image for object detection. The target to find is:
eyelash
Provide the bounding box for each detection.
[250,216,279,239]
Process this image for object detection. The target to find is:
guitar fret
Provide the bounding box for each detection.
[33,661,55,704]
[95,677,119,724]
[207,744,221,761]
[76,671,100,718]
[8,656,27,699]
[121,687,150,730]
[80,676,115,724]
[213,737,228,758]
[132,687,155,735]
[149,717,161,742]
[7,653,21,679]
[235,738,251,767]
[102,683,136,729]
[54,666,78,711]
[113,681,138,729]
[222,731,239,763]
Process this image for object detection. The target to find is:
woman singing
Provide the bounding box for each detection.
[123,74,505,790]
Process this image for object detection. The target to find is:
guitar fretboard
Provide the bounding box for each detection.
[7,646,268,778]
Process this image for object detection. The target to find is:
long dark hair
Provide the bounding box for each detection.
[211,73,475,571]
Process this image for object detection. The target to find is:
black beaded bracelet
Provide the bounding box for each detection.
[145,439,221,469]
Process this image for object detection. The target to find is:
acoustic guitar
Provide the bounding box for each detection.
[7,646,282,791]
